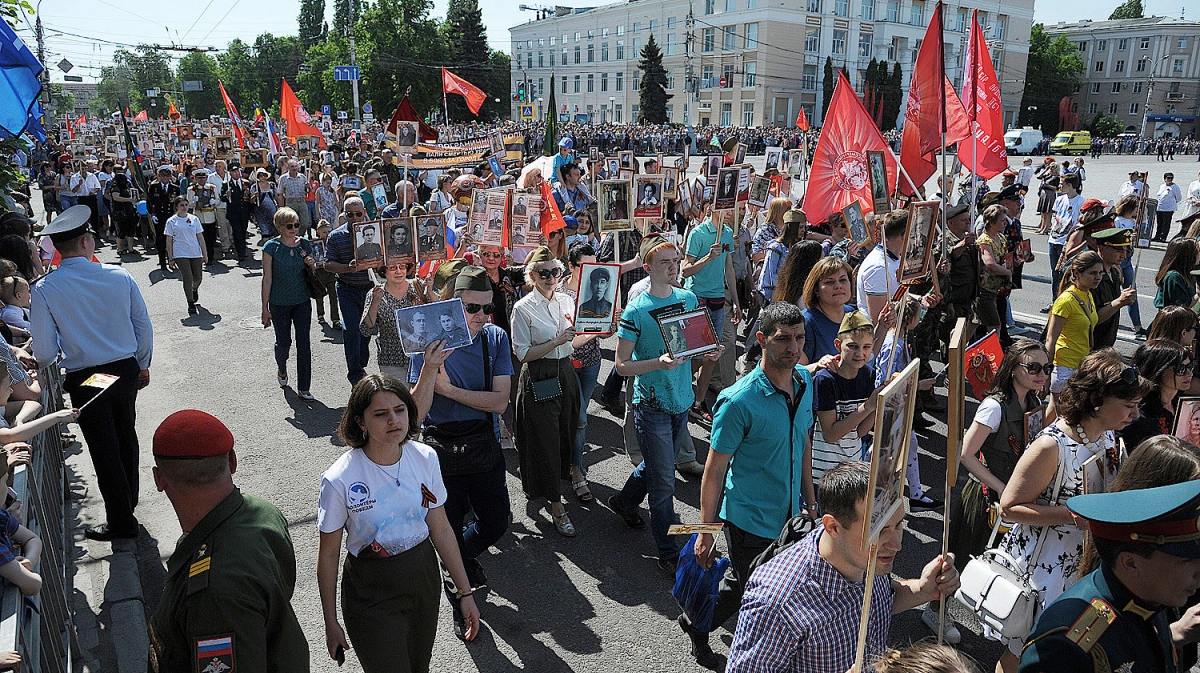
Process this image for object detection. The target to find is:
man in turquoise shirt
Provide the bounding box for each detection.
[682,208,741,417]
[680,301,815,668]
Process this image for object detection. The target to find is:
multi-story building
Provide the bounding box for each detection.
[59,82,99,118]
[508,0,1032,129]
[1047,17,1199,139]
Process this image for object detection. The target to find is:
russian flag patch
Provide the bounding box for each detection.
[196,635,235,672]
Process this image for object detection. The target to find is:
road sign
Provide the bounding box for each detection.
[57,58,72,73]
[333,66,360,81]
[719,76,727,87]
[298,64,312,73]
[337,110,348,119]
[363,113,374,122]
[520,104,534,120]
[182,80,203,92]
[362,103,372,113]
[146,88,160,97]
[353,120,361,130]
[321,105,331,115]
[63,75,82,83]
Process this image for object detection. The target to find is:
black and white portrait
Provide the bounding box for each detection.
[395,121,419,149]
[395,299,473,355]
[354,222,384,267]
[385,218,415,260]
[598,179,631,231]
[715,167,738,211]
[417,216,447,262]
[574,263,620,333]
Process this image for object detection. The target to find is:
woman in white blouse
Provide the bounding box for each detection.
[510,246,582,536]
[316,359,480,671]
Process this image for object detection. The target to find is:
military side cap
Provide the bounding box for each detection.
[979,192,1000,208]
[153,410,235,459]
[838,310,873,335]
[43,205,92,244]
[1092,227,1131,247]
[639,233,675,263]
[998,184,1022,202]
[1068,480,1200,558]
[784,209,806,223]
[945,203,970,220]
[721,137,739,154]
[433,259,469,293]
[453,264,492,292]
[526,246,555,264]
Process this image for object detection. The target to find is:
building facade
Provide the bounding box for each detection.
[59,82,98,118]
[1047,17,1200,139]
[508,0,1033,129]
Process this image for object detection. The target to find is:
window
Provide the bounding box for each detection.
[994,17,1006,40]
[1091,82,1101,93]
[617,25,624,36]
[668,17,677,29]
[666,72,675,89]
[601,73,608,91]
[726,0,736,10]
[911,39,920,63]
[1118,38,1128,50]
[527,40,533,48]
[1133,81,1143,93]
[723,63,735,85]
[1179,37,1188,49]
[537,38,544,47]
[1097,39,1106,52]
[701,64,714,86]
[633,22,641,32]
[859,32,873,57]
[1088,103,1097,114]
[910,2,923,25]
[1115,59,1124,72]
[550,51,555,66]
[1095,60,1104,72]
[574,75,580,93]
[954,9,966,31]
[861,1,874,20]
[1170,81,1181,92]
[835,0,848,17]
[631,104,638,120]
[616,72,623,90]
[748,0,758,9]
[805,27,820,52]
[1111,82,1121,93]
[1136,58,1146,72]
[515,41,521,50]
[616,40,624,59]
[886,0,899,22]
[587,74,594,92]
[527,53,532,68]
[666,104,673,123]
[574,31,580,42]
[538,51,544,67]
[602,42,609,60]
[666,34,676,55]
[1174,59,1185,73]
[602,27,609,37]
[704,0,714,14]
[1130,102,1139,114]
[703,28,715,51]
[614,103,622,122]
[633,72,640,91]
[1077,41,1086,51]
[743,61,756,86]
[587,29,595,39]
[633,37,640,53]
[575,45,581,63]
[562,47,568,63]
[1139,37,1149,49]
[742,102,754,126]
[721,102,732,125]
[723,26,736,50]
[830,29,849,54]
[587,44,595,62]
[537,78,543,95]
[803,64,817,89]
[1108,102,1118,114]
[807,0,821,12]
[745,23,758,49]
[650,19,659,31]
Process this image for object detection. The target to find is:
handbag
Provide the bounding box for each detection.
[531,375,562,402]
[954,456,1066,640]
[420,334,502,476]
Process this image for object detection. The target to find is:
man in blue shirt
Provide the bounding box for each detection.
[316,196,374,384]
[683,209,741,419]
[682,302,816,667]
[31,205,154,541]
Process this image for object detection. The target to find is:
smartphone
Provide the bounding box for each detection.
[335,645,345,666]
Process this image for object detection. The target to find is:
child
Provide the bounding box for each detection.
[311,220,341,329]
[0,367,79,444]
[0,276,30,333]
[811,311,884,482]
[164,196,207,315]
[0,499,42,596]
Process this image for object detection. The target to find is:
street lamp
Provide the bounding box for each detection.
[609,96,616,124]
[538,97,544,121]
[1139,54,1172,139]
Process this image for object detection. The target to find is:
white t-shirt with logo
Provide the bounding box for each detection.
[317,441,447,557]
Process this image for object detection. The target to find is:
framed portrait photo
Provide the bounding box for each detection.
[395,298,473,355]
[714,167,739,211]
[574,262,621,334]
[488,132,506,157]
[588,146,600,162]
[394,121,419,150]
[736,165,751,203]
[733,143,747,165]
[864,359,919,548]
[676,176,693,214]
[353,221,386,269]
[294,136,312,157]
[632,174,665,219]
[748,176,772,209]
[662,167,679,200]
[657,308,719,360]
[866,150,890,214]
[243,149,267,168]
[509,191,542,248]
[788,149,805,179]
[177,125,194,142]
[764,147,783,173]
[841,200,871,248]
[598,179,632,232]
[1024,405,1046,449]
[618,150,635,171]
[383,217,416,266]
[416,215,447,263]
[1175,397,1200,446]
[707,154,723,180]
[1136,198,1158,248]
[479,190,509,247]
[899,200,940,284]
[619,168,636,183]
[606,157,620,177]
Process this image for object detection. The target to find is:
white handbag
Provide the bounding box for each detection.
[954,459,1065,640]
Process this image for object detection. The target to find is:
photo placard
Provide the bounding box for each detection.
[395,298,473,355]
[573,262,621,334]
[353,220,386,269]
[657,308,719,360]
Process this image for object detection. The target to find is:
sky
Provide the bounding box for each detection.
[26,0,1192,85]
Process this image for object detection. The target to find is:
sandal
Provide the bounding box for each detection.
[553,511,577,537]
[572,479,594,503]
[689,403,713,424]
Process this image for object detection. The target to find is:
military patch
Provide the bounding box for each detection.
[1065,598,1117,653]
[195,635,235,673]
[420,483,438,508]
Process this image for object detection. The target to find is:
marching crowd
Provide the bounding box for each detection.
[9,116,1200,673]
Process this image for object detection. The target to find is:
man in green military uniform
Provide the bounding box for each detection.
[1020,479,1200,673]
[148,410,309,672]
[1087,226,1133,350]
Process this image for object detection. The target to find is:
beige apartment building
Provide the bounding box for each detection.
[1046,17,1200,139]
[509,0,1033,129]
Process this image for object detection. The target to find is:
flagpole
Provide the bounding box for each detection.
[967,9,980,236]
[938,1,949,263]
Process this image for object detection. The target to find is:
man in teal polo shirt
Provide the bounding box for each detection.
[679,301,815,668]
[682,208,742,419]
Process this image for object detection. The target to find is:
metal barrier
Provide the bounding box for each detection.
[0,366,74,673]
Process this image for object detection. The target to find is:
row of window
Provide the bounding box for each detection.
[1088,80,1187,95]
[1080,36,1188,52]
[1085,102,1141,115]
[1094,57,1188,74]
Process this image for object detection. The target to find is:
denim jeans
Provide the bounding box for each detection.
[270,301,312,391]
[335,283,371,383]
[1118,254,1143,328]
[614,406,687,559]
[1048,242,1064,298]
[573,361,601,474]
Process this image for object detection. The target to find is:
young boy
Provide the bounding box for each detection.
[0,276,30,336]
[311,220,341,329]
[811,311,882,483]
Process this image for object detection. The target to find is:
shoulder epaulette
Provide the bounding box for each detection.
[1065,598,1118,654]
[187,543,211,595]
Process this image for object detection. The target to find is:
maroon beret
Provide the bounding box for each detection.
[153,410,235,458]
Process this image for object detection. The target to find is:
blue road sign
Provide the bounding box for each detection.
[333,66,360,81]
[321,105,331,115]
[362,103,372,113]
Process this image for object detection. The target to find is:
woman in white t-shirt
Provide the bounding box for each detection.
[163,196,207,315]
[316,366,480,672]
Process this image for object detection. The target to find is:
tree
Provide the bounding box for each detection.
[820,56,834,122]
[332,0,361,39]
[47,83,74,118]
[883,62,902,131]
[1108,0,1143,19]
[355,0,447,121]
[96,46,174,114]
[176,53,223,119]
[444,0,493,121]
[298,0,327,49]
[636,34,671,124]
[1019,23,1084,135]
[1088,114,1123,137]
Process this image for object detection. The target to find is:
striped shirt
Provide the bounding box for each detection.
[810,365,875,482]
[325,223,373,288]
[727,528,895,673]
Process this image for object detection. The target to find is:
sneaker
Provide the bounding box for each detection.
[657,554,679,574]
[1039,304,1052,314]
[921,605,962,645]
[277,372,288,388]
[317,317,328,327]
[677,615,721,669]
[608,495,647,530]
[332,321,344,331]
[465,557,488,588]
[298,391,315,401]
[676,460,706,477]
[187,305,197,316]
[1134,327,1149,340]
[909,494,943,512]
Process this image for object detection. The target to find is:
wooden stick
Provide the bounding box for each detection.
[853,542,880,673]
[77,383,117,413]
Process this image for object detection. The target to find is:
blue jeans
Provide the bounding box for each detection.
[335,283,372,383]
[270,301,312,391]
[1049,242,1064,298]
[58,194,76,212]
[573,361,601,474]
[614,406,687,559]
[1119,254,1143,328]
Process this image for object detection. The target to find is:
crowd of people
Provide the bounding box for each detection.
[9,113,1200,673]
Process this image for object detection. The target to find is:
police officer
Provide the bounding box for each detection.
[1020,480,1200,673]
[148,410,309,672]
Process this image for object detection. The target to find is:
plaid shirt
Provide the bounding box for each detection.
[727,528,895,673]
[326,223,373,288]
[0,508,19,568]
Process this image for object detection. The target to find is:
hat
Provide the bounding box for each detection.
[153,410,235,459]
[228,162,242,170]
[1091,227,1132,247]
[193,168,209,177]
[525,246,555,264]
[1043,157,1056,164]
[1080,214,1118,236]
[945,203,970,220]
[558,137,573,148]
[156,165,173,175]
[721,137,739,155]
[562,215,579,231]
[433,259,469,293]
[979,192,1000,208]
[454,265,492,292]
[1068,480,1200,559]
[1129,170,1141,177]
[639,233,675,263]
[1080,197,1106,213]
[409,205,427,217]
[838,310,873,335]
[783,209,806,224]
[998,184,1022,202]
[1002,169,1017,178]
[42,205,92,244]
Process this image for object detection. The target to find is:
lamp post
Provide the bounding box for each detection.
[538,97,544,121]
[1139,53,1171,139]
[609,96,616,124]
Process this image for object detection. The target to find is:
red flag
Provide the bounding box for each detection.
[218,81,247,149]
[539,180,568,235]
[899,75,971,195]
[957,10,1008,179]
[167,100,180,121]
[74,113,87,126]
[795,107,809,131]
[907,2,949,158]
[280,78,327,148]
[133,110,149,121]
[801,72,897,225]
[65,117,74,140]
[386,92,439,142]
[964,330,1003,399]
[442,68,487,116]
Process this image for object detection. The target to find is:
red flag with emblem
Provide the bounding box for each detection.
[218,81,247,149]
[801,72,897,225]
[899,75,971,195]
[441,68,487,116]
[957,9,1009,180]
[280,78,326,147]
[133,110,149,121]
[795,107,809,131]
[964,330,1003,399]
[539,180,568,235]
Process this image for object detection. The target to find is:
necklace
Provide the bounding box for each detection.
[366,450,403,486]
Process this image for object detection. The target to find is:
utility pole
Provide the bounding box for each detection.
[349,1,361,126]
[684,1,695,129]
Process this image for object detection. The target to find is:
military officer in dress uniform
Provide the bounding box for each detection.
[1020,480,1200,673]
[148,410,309,672]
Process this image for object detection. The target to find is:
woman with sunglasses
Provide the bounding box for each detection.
[1121,339,1193,450]
[361,262,427,384]
[261,207,318,401]
[988,349,1151,673]
[510,246,581,536]
[1148,305,1200,394]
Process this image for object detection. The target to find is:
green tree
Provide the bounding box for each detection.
[175,53,223,118]
[96,46,174,114]
[250,34,306,111]
[444,0,492,121]
[355,0,446,122]
[47,83,74,119]
[217,39,257,107]
[297,40,352,113]
[1088,113,1124,137]
[332,0,361,39]
[821,57,834,122]
[882,61,902,131]
[1108,0,1143,19]
[636,34,671,124]
[1019,23,1084,135]
[298,0,327,48]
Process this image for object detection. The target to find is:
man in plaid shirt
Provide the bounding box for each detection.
[726,461,959,673]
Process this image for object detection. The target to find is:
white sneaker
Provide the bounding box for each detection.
[499,420,515,450]
[921,605,961,644]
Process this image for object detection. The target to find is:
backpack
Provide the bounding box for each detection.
[747,513,816,576]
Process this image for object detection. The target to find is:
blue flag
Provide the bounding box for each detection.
[0,20,44,138]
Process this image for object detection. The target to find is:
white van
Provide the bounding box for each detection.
[1004,128,1044,155]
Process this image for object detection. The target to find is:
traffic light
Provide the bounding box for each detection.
[517,81,526,102]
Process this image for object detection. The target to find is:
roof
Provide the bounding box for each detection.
[1047,16,1200,34]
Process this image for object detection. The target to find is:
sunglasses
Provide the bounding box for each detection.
[480,251,503,259]
[1019,362,1053,376]
[1118,365,1140,384]
[345,211,366,219]
[281,223,299,230]
[464,302,494,315]
[1175,360,1195,376]
[537,267,563,279]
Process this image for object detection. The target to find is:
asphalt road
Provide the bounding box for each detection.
[50,152,1191,672]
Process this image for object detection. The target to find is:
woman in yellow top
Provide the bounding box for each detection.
[975,204,1012,347]
[1044,251,1133,421]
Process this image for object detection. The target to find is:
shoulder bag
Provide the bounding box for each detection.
[954,454,1066,640]
[421,331,504,476]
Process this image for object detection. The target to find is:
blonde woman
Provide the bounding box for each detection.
[261,207,317,401]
